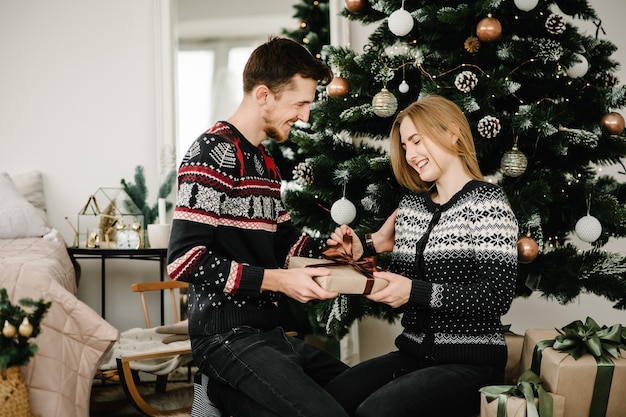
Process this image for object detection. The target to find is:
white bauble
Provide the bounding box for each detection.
[398,80,409,93]
[575,215,602,243]
[331,197,357,225]
[388,8,414,37]
[565,54,589,78]
[514,0,539,12]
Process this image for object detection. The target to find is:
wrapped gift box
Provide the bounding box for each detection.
[288,256,388,294]
[519,328,626,417]
[480,391,565,417]
[505,331,525,384]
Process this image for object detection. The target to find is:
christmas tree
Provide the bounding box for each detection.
[282,0,330,59]
[278,0,626,338]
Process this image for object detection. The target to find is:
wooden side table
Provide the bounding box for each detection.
[67,247,168,324]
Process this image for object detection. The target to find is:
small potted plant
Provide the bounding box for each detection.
[121,165,177,248]
[0,288,51,416]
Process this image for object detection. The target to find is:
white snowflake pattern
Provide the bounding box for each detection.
[222,196,251,218]
[194,184,222,213]
[177,182,195,208]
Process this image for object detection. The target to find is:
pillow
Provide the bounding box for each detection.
[0,173,50,239]
[11,170,48,222]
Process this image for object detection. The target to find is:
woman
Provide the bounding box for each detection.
[325,95,518,417]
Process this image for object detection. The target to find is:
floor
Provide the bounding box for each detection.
[89,369,194,417]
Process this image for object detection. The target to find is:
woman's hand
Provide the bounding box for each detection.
[366,270,412,308]
[326,208,398,258]
[372,209,398,254]
[327,225,363,259]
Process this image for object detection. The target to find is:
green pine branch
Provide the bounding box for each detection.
[121,166,177,225]
[0,288,51,370]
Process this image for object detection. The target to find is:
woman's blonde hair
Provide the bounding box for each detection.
[389,95,483,192]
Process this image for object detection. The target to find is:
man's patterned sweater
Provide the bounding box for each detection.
[167,122,325,336]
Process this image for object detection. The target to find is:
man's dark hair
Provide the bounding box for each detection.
[242,36,333,94]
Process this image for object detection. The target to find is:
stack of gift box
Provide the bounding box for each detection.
[480,317,626,417]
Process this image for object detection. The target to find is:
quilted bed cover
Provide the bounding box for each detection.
[0,237,118,417]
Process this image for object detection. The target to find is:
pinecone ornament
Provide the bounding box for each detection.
[599,73,619,88]
[293,161,314,185]
[477,116,502,138]
[464,36,480,53]
[545,14,566,35]
[454,70,478,93]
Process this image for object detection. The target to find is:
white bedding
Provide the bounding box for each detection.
[0,237,118,417]
[99,327,192,375]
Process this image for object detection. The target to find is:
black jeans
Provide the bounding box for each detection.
[192,326,349,417]
[325,351,503,417]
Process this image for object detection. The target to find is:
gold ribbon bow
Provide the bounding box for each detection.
[305,235,378,294]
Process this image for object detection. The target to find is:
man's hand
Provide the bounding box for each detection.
[262,267,338,303]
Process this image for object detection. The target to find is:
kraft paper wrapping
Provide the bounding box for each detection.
[479,392,565,417]
[288,256,388,294]
[505,332,525,384]
[519,329,626,417]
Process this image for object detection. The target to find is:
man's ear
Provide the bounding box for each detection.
[254,85,270,104]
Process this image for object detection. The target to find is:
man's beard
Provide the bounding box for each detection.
[263,116,288,143]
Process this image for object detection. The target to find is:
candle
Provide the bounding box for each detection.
[158,198,167,225]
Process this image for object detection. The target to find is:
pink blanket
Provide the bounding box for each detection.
[0,238,118,417]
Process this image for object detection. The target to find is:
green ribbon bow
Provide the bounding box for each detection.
[480,369,554,417]
[531,317,623,417]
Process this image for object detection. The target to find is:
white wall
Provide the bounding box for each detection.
[0,0,176,330]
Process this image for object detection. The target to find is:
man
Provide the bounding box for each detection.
[167,37,349,417]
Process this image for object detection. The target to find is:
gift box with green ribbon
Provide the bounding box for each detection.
[504,328,525,384]
[479,369,565,417]
[519,318,626,417]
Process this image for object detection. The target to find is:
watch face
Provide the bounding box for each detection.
[116,229,142,249]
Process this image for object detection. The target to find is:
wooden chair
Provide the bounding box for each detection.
[113,280,193,417]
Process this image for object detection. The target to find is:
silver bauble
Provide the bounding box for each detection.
[501,146,528,177]
[372,88,398,117]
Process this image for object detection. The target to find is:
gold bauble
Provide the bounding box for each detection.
[372,88,398,118]
[517,236,539,264]
[600,112,625,135]
[327,76,351,98]
[345,0,368,14]
[2,320,17,338]
[476,16,502,43]
[18,317,34,338]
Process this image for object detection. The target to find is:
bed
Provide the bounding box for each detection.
[0,171,118,417]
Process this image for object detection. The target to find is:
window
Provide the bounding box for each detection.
[176,40,260,164]
[176,50,213,160]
